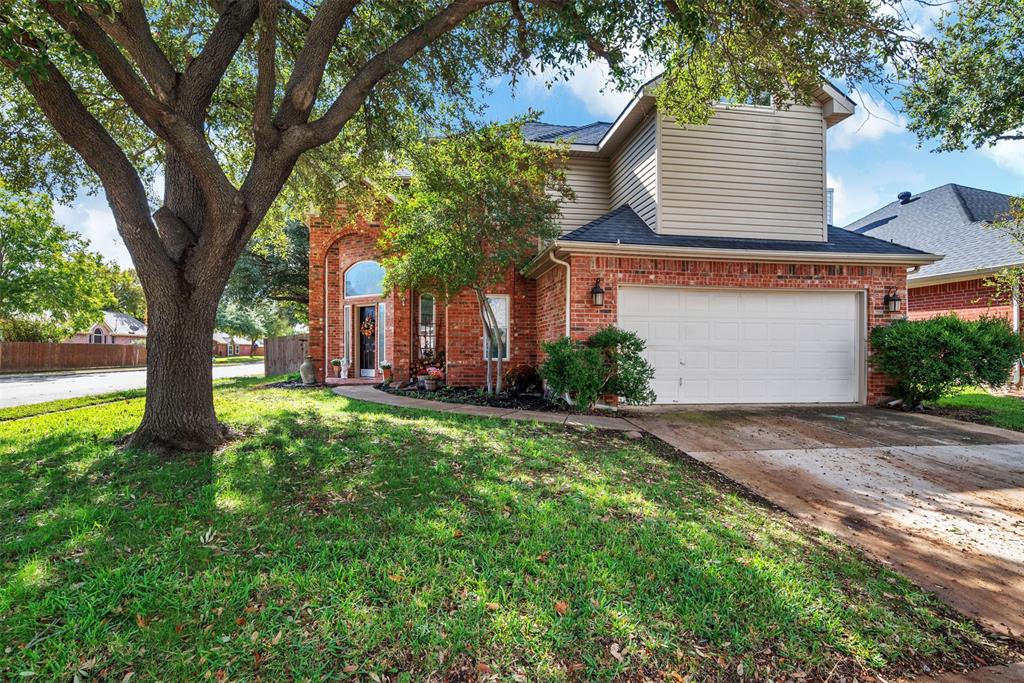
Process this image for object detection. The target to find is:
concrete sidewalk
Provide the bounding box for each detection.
[331,384,644,432]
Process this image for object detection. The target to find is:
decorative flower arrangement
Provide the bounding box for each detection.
[426,367,444,380]
[360,317,376,338]
[379,361,392,370]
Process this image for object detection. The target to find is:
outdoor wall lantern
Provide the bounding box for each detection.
[883,287,903,313]
[591,279,605,307]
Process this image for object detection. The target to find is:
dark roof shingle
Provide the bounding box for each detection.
[843,183,1018,279]
[522,121,612,145]
[560,205,933,257]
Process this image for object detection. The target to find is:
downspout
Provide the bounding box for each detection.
[548,251,571,337]
[1014,282,1021,385]
[323,245,331,381]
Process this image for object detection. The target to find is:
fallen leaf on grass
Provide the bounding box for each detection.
[554,601,568,616]
[388,574,405,582]
[537,551,549,563]
[122,673,134,683]
[343,664,358,673]
[271,630,282,646]
[609,643,624,662]
[567,663,585,673]
[477,663,492,673]
[134,615,147,629]
[485,602,499,611]
[666,673,687,682]
[453,530,464,538]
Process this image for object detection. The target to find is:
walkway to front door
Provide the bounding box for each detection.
[358,305,376,377]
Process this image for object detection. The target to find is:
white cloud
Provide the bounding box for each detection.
[980,138,1024,177]
[54,193,133,267]
[828,172,878,226]
[524,56,658,121]
[828,91,908,151]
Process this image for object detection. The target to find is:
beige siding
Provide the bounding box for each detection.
[554,156,610,233]
[610,114,658,229]
[658,104,826,241]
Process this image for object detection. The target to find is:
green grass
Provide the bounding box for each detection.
[0,380,1013,681]
[0,388,148,422]
[213,355,262,365]
[935,388,1024,431]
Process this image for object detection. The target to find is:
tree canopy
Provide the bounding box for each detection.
[223,220,309,321]
[0,184,113,340]
[902,0,1024,150]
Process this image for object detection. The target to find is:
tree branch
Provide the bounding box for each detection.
[39,1,236,204]
[179,0,259,118]
[273,0,360,129]
[0,45,175,283]
[83,0,178,100]
[291,0,495,152]
[254,0,279,143]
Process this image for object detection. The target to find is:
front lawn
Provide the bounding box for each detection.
[213,355,263,365]
[1,380,1015,681]
[934,389,1024,432]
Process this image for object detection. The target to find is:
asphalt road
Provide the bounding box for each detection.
[0,362,265,409]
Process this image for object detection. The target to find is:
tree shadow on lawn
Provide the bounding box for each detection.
[0,389,1014,681]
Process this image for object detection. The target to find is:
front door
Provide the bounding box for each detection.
[358,305,377,377]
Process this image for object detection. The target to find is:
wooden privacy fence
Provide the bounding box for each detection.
[264,334,308,377]
[0,342,147,373]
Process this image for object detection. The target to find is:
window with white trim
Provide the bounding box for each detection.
[91,328,105,344]
[377,302,387,366]
[483,294,509,360]
[419,293,436,360]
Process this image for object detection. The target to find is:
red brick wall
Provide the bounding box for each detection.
[908,278,1018,322]
[536,255,908,403]
[442,269,538,386]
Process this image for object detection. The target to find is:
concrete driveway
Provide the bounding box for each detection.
[631,406,1024,636]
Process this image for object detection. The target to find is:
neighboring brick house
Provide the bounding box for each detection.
[69,311,147,345]
[212,332,262,357]
[309,80,939,404]
[846,184,1021,326]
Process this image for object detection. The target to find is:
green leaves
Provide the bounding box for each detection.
[903,0,1024,150]
[0,183,115,338]
[380,117,569,299]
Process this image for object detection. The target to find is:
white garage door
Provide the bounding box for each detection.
[618,287,862,404]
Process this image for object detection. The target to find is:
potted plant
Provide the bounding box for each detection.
[423,366,444,391]
[330,358,344,378]
[379,361,393,382]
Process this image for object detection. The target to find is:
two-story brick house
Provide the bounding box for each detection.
[308,80,939,404]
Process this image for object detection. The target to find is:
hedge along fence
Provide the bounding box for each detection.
[0,342,147,373]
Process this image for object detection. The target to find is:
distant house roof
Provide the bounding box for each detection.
[844,184,1019,283]
[213,331,253,345]
[521,121,613,145]
[99,311,147,337]
[555,204,936,260]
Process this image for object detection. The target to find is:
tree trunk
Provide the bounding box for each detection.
[475,288,493,394]
[125,293,228,452]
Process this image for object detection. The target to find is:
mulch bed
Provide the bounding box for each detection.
[381,383,565,412]
[927,405,997,427]
[263,379,325,390]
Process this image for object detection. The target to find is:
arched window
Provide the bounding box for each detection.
[91,328,105,344]
[344,260,385,298]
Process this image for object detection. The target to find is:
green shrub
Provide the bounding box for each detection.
[540,326,656,409]
[870,315,1024,405]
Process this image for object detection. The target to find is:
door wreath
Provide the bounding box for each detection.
[360,317,376,338]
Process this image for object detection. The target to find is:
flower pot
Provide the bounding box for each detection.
[423,378,438,391]
[382,368,393,381]
[334,365,343,378]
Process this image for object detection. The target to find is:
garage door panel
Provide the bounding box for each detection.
[619,286,861,404]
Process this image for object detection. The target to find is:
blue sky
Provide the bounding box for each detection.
[59,63,1024,268]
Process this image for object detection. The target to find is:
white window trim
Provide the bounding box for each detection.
[342,304,352,373]
[377,301,387,367]
[482,294,510,361]
[343,259,385,299]
[419,293,437,358]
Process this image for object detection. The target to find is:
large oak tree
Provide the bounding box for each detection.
[0,0,916,451]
